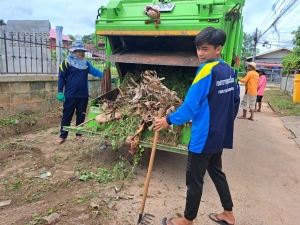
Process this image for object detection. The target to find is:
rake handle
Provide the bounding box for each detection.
[138,108,163,221]
[75,117,95,128]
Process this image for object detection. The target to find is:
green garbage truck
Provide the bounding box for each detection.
[64,0,245,154]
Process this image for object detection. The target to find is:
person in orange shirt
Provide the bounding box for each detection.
[237,62,259,121]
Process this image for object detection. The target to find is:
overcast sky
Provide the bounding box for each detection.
[1,0,299,53]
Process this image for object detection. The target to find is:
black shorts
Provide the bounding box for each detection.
[256,95,263,102]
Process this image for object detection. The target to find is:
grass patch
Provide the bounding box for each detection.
[264,88,300,116]
[0,112,38,128]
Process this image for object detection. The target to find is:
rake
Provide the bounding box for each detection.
[137,108,163,224]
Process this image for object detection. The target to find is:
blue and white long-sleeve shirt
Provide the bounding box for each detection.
[166,60,240,154]
[58,60,103,98]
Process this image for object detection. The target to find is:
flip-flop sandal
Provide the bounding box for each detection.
[208,213,234,225]
[75,137,84,143]
[162,217,175,225]
[55,138,65,145]
[237,116,246,119]
[247,118,254,121]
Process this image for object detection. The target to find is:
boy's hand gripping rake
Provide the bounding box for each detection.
[137,108,163,224]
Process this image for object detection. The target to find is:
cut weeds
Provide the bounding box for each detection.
[0,127,147,225]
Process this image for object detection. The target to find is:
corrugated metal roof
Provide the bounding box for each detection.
[246,47,292,59]
[256,62,282,68]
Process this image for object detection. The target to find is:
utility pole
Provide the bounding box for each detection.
[253,28,258,62]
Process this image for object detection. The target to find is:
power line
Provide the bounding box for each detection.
[251,0,299,60]
[260,0,281,28]
[261,0,299,36]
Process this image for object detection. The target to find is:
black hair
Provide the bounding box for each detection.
[195,27,227,48]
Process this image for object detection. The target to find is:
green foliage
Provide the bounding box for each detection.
[79,172,96,182]
[264,89,300,116]
[78,148,144,189]
[292,26,300,46]
[0,112,39,129]
[82,33,95,44]
[26,214,46,225]
[67,34,76,42]
[240,32,259,72]
[90,114,141,149]
[13,181,21,190]
[282,48,300,74]
[50,50,68,65]
[282,26,300,74]
[96,168,115,184]
[0,19,6,25]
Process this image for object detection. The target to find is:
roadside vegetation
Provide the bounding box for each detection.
[264,87,300,116]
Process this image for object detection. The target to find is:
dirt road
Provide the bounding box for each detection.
[139,87,300,225]
[1,87,300,225]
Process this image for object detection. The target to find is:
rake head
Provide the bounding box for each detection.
[137,213,155,225]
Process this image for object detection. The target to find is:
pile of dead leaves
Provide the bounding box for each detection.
[95,70,182,126]
[93,70,184,148]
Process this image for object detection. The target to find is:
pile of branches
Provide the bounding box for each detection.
[95,70,182,126]
[93,70,184,148]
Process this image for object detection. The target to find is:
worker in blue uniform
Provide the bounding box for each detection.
[55,41,103,145]
[155,27,240,225]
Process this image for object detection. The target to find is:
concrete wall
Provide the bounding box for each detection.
[247,49,291,63]
[280,75,295,94]
[258,49,291,61]
[0,74,103,119]
[0,20,56,74]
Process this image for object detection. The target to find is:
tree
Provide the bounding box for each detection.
[67,34,76,41]
[81,33,95,44]
[74,34,82,41]
[0,19,6,26]
[239,32,259,72]
[282,26,300,74]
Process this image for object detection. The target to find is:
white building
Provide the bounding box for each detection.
[246,48,292,82]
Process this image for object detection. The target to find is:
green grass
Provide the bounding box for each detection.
[89,60,118,76]
[0,112,39,129]
[264,88,300,116]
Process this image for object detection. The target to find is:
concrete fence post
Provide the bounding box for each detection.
[55,26,63,73]
[0,26,3,74]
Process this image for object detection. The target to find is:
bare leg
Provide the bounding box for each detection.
[237,109,247,119]
[247,110,254,121]
[257,102,262,112]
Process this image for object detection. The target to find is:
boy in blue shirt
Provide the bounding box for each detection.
[155,27,240,225]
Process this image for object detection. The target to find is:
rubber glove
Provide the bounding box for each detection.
[57,93,65,102]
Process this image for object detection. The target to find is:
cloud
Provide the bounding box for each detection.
[1,0,109,35]
[1,0,299,52]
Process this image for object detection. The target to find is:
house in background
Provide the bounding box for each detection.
[49,29,72,50]
[83,43,106,60]
[246,47,292,82]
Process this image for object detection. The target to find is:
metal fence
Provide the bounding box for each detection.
[239,68,282,84]
[0,30,115,75]
[264,69,282,83]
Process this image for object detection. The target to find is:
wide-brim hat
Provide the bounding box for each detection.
[70,41,87,52]
[246,62,257,70]
[256,69,266,75]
